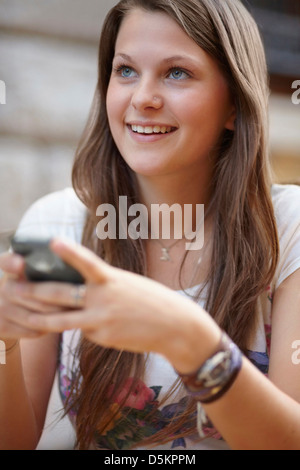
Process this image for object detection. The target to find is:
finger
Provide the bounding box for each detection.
[2,278,66,312]
[50,238,112,283]
[25,310,96,332]
[0,321,44,340]
[5,279,88,309]
[0,252,25,277]
[0,303,48,338]
[12,295,69,314]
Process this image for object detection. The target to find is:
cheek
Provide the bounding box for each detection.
[106,84,130,157]
[107,83,125,135]
[177,99,229,161]
[184,91,232,139]
[106,84,118,131]
[107,82,129,125]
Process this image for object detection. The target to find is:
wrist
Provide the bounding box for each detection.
[0,339,19,353]
[177,332,242,403]
[163,304,222,375]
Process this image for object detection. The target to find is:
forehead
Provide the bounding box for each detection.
[115,8,204,60]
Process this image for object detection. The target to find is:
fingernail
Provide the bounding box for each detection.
[50,238,69,250]
[51,237,76,253]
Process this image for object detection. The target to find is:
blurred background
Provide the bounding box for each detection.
[0,0,300,252]
[0,0,299,451]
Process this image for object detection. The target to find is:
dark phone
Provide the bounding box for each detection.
[11,236,84,284]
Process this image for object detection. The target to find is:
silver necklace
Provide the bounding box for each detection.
[150,214,205,262]
[154,237,185,262]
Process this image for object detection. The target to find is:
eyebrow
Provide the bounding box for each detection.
[113,53,132,62]
[113,53,198,65]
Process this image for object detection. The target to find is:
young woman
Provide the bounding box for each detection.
[0,0,299,450]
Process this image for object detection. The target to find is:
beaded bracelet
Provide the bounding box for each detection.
[177,332,243,404]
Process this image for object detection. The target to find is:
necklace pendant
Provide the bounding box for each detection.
[160,247,171,261]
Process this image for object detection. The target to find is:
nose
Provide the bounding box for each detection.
[131,78,163,111]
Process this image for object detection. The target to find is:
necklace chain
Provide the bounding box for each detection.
[154,237,185,262]
[149,214,205,262]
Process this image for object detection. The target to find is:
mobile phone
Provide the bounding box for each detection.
[11,235,84,284]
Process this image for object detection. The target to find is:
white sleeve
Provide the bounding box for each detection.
[272,185,300,289]
[14,187,87,244]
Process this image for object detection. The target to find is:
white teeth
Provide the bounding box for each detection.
[130,125,173,134]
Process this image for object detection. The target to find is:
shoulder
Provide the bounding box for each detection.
[271,184,300,288]
[271,184,300,230]
[15,187,87,243]
[25,187,86,217]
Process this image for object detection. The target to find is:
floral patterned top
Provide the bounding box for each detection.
[14,184,300,450]
[58,282,273,451]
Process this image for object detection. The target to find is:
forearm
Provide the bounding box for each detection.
[162,301,300,450]
[0,340,40,450]
[202,357,300,450]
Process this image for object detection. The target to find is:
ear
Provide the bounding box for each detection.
[225,104,236,131]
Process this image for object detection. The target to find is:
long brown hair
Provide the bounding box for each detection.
[67,0,279,449]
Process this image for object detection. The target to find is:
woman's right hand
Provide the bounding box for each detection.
[0,252,61,341]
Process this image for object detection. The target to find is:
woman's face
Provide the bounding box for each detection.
[106,8,235,179]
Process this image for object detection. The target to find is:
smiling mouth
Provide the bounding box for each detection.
[128,124,177,135]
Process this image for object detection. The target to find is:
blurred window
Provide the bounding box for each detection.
[242,0,300,93]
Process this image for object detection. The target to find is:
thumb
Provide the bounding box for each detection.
[50,237,112,283]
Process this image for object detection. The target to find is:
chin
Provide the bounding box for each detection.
[123,157,171,178]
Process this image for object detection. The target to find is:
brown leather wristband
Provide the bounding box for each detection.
[177,332,243,403]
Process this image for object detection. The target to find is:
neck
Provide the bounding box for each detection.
[136,170,213,243]
[138,172,212,207]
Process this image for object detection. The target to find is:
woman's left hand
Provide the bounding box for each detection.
[7,238,221,372]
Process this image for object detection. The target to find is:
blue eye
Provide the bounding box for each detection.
[121,67,134,78]
[169,68,189,80]
[115,65,137,78]
[113,64,137,78]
